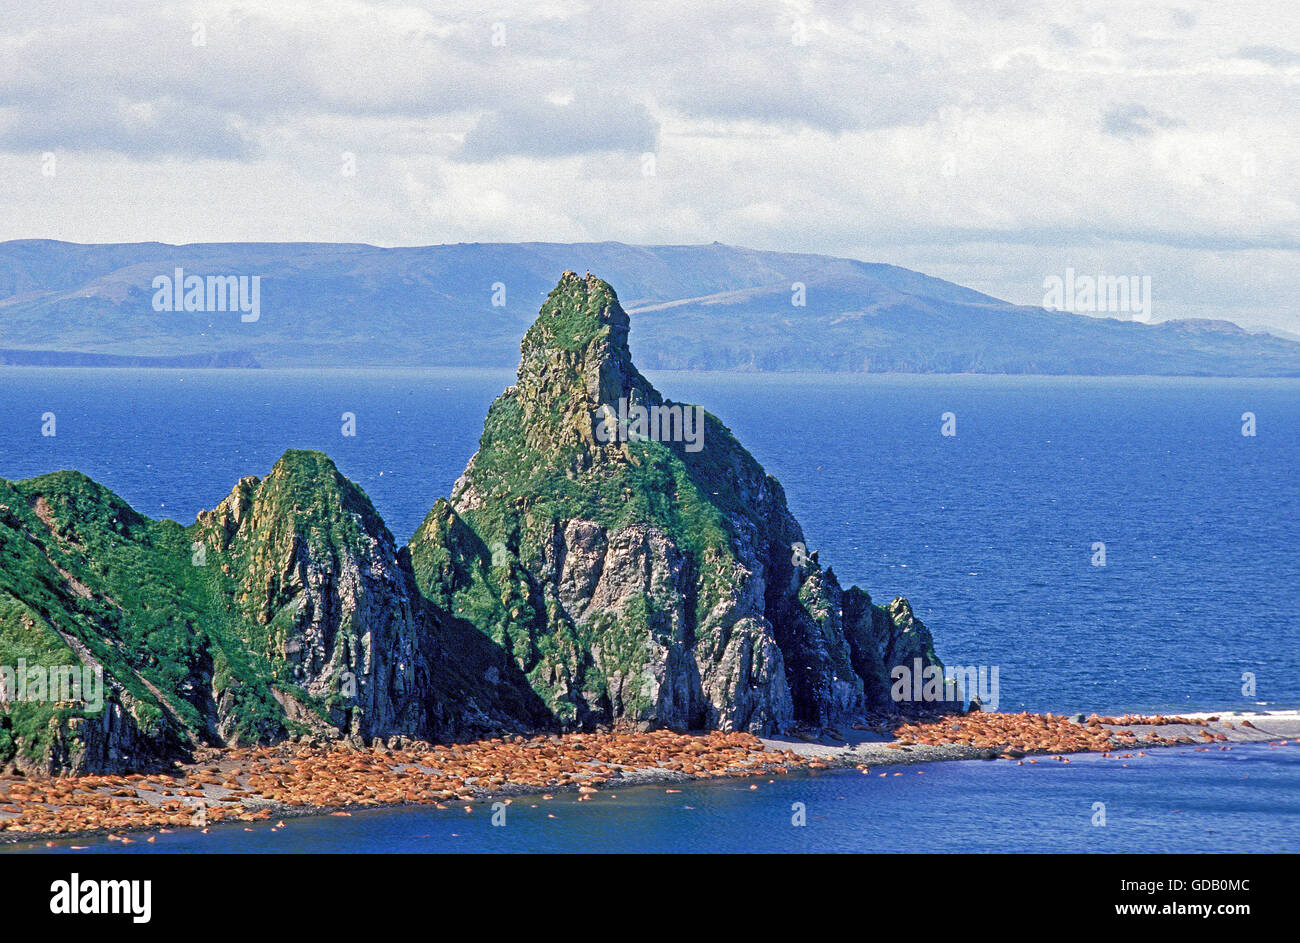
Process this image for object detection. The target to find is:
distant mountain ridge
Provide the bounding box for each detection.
[1,239,1296,376]
[0,348,259,368]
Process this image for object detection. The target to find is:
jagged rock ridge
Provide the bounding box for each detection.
[0,454,544,775]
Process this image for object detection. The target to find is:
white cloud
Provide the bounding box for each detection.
[0,0,1297,331]
[457,94,659,161]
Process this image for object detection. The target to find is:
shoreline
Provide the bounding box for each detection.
[760,707,1300,765]
[3,709,1298,847]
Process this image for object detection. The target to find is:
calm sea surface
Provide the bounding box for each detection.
[2,368,1296,853]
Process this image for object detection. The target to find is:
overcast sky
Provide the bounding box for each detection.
[1,1,1296,330]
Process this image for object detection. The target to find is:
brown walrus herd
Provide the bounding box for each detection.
[890,712,1217,756]
[0,715,1292,841]
[0,729,809,839]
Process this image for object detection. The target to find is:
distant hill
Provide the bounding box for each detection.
[0,348,259,368]
[1,239,1296,376]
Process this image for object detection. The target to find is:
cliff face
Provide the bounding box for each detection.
[0,271,949,773]
[191,451,546,748]
[408,272,944,734]
[193,453,435,744]
[0,476,201,774]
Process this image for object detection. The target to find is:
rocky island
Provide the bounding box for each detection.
[0,272,943,786]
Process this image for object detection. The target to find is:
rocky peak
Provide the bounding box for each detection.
[418,272,950,735]
[489,273,660,475]
[517,271,640,398]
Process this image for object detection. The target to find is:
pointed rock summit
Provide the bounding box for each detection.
[411,273,945,734]
[517,270,641,398]
[453,270,661,493]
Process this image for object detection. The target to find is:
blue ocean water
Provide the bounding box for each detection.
[2,368,1295,715]
[1,368,1296,853]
